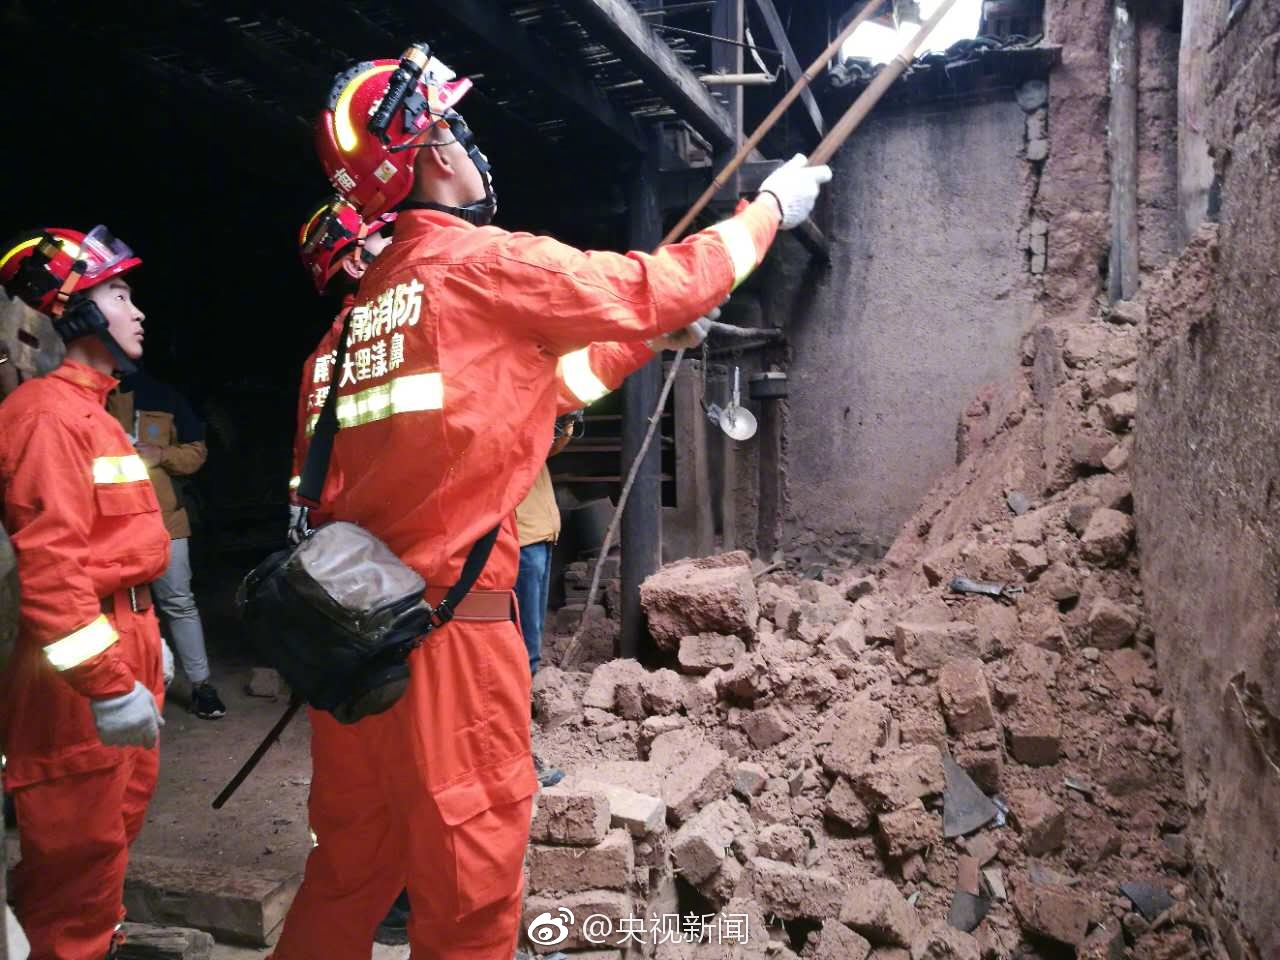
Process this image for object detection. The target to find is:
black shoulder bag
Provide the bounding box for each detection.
[236,311,497,724]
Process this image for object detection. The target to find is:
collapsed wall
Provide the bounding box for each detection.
[1131,0,1280,952]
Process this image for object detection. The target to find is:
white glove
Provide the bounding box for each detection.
[90,681,163,748]
[160,638,175,688]
[647,308,719,352]
[758,154,833,230]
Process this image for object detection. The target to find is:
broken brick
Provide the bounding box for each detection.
[748,858,845,920]
[1011,879,1091,947]
[894,621,982,670]
[937,659,995,734]
[1007,787,1066,856]
[953,730,1004,794]
[640,553,758,650]
[839,879,920,947]
[1038,562,1080,601]
[570,778,666,837]
[742,705,794,749]
[528,829,634,894]
[582,659,646,712]
[677,633,746,675]
[853,745,945,811]
[531,665,579,724]
[671,804,736,885]
[530,787,611,846]
[825,777,872,831]
[909,922,981,960]
[816,919,872,960]
[1009,544,1049,579]
[521,891,632,950]
[756,823,808,866]
[1087,598,1139,649]
[637,668,684,716]
[1079,509,1134,566]
[733,762,768,798]
[877,800,940,859]
[821,698,891,778]
[827,616,868,658]
[1005,692,1063,767]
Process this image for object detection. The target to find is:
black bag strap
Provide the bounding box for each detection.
[430,525,501,627]
[297,307,353,504]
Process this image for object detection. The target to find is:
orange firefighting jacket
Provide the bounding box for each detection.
[0,362,170,786]
[313,200,777,590]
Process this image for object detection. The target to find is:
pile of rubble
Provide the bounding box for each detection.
[527,319,1212,959]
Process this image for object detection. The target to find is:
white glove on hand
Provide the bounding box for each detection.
[647,308,719,352]
[91,681,163,748]
[758,154,833,230]
[160,638,175,689]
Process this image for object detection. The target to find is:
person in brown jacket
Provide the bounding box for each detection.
[108,369,226,718]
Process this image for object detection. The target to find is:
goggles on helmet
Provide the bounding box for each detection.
[77,225,136,280]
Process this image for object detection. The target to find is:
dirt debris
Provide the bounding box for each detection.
[527,317,1199,958]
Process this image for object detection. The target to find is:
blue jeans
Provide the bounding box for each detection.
[516,541,553,676]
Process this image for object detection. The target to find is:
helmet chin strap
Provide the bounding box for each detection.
[53,297,137,376]
[399,114,498,226]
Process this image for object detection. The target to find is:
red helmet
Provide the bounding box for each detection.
[0,226,141,316]
[298,199,397,294]
[316,45,473,220]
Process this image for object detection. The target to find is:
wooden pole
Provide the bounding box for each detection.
[662,0,884,244]
[1108,0,1140,302]
[620,134,665,659]
[809,0,963,166]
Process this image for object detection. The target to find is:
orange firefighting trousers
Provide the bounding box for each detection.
[270,616,536,960]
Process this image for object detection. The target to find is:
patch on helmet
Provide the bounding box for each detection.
[374,160,398,184]
[331,168,357,194]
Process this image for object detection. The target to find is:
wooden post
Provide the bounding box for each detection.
[620,132,664,659]
[1108,0,1140,302]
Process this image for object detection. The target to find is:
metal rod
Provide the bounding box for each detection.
[651,22,781,55]
[700,72,778,85]
[211,697,303,809]
[662,0,883,244]
[709,320,785,340]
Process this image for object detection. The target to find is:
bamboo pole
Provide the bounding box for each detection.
[662,0,885,245]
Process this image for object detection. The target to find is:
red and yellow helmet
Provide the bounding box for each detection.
[316,44,473,220]
[0,226,141,316]
[298,199,397,294]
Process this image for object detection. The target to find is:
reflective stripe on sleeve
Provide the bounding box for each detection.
[92,455,149,485]
[557,348,610,405]
[44,614,118,671]
[709,219,760,289]
[307,372,444,434]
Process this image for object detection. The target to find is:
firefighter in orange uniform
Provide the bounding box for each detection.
[0,227,171,960]
[268,47,830,960]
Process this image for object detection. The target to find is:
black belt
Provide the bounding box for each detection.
[100,584,152,615]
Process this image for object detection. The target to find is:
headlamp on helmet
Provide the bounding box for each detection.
[315,41,494,224]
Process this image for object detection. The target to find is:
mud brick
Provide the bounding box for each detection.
[733,761,768,798]
[528,830,634,894]
[894,622,982,670]
[677,633,746,675]
[1005,696,1063,767]
[839,879,920,947]
[1011,881,1091,946]
[937,659,995,734]
[1007,788,1066,855]
[816,919,872,960]
[953,730,1004,794]
[531,787,612,847]
[877,800,940,859]
[747,858,844,920]
[852,746,945,811]
[826,777,873,831]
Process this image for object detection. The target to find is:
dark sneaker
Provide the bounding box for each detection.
[534,754,564,788]
[190,683,227,719]
[374,890,410,946]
